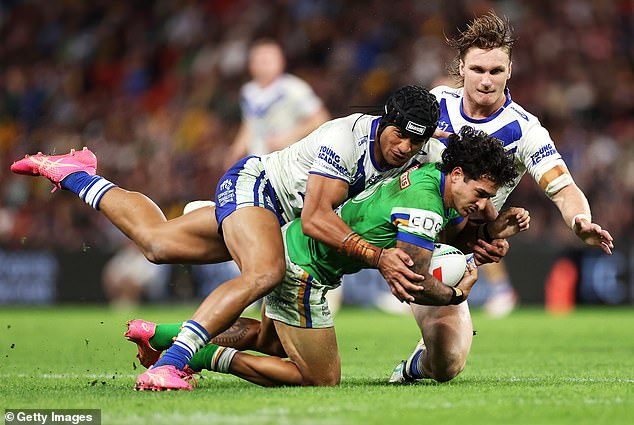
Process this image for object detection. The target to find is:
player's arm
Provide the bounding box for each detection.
[396,240,477,305]
[224,122,251,170]
[540,165,614,254]
[301,174,424,301]
[449,207,530,265]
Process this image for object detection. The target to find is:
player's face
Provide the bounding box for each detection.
[249,44,285,86]
[376,126,424,168]
[460,47,512,114]
[449,168,498,217]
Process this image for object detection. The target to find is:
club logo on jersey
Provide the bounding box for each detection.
[219,179,233,191]
[530,143,558,165]
[405,121,426,136]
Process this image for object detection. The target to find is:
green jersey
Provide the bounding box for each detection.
[284,162,463,285]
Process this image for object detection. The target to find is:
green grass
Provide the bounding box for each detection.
[1,305,633,425]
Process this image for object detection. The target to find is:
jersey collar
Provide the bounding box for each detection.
[369,116,391,171]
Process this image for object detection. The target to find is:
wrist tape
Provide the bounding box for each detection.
[339,232,383,267]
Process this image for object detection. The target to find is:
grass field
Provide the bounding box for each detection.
[0,305,633,425]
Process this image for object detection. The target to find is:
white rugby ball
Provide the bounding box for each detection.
[430,243,467,287]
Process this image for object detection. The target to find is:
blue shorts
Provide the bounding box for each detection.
[214,156,286,235]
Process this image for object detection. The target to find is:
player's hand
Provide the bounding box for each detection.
[573,216,614,254]
[378,248,425,303]
[489,207,530,239]
[456,261,478,298]
[468,238,509,265]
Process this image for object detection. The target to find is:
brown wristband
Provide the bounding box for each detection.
[449,286,465,305]
[339,232,383,267]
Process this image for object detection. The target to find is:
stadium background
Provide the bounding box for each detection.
[0,0,632,307]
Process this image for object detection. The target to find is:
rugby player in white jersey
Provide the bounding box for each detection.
[12,85,457,390]
[389,11,614,384]
[224,38,330,165]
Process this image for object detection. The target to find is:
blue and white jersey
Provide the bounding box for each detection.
[429,85,566,211]
[240,73,323,156]
[262,114,426,221]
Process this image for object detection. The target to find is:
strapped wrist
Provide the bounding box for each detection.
[338,232,383,267]
[449,286,465,305]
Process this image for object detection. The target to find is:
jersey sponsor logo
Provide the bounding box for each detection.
[405,121,426,136]
[400,171,411,189]
[509,106,529,121]
[366,174,383,186]
[316,146,349,177]
[394,208,444,239]
[443,90,460,98]
[530,143,558,165]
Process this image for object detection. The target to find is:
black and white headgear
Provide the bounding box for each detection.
[378,85,440,143]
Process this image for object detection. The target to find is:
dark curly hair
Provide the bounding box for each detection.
[439,126,518,188]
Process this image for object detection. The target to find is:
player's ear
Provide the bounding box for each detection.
[459,60,465,78]
[451,167,464,182]
[507,61,513,80]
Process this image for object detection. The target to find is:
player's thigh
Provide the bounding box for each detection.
[221,206,285,276]
[273,320,340,386]
[157,206,232,263]
[410,302,473,355]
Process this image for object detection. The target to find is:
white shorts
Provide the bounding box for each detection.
[264,226,341,328]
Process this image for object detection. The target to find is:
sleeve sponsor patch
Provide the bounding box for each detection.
[391,207,444,240]
[530,143,559,166]
[313,145,352,181]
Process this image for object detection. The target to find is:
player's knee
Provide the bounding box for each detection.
[242,262,285,298]
[302,371,340,386]
[427,346,467,382]
[140,241,170,264]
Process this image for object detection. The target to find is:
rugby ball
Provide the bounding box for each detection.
[430,243,467,287]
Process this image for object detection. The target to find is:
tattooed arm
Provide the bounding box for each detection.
[395,240,478,305]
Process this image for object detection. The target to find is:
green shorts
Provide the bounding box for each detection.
[264,227,341,329]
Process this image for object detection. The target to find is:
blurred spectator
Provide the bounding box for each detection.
[224,38,330,167]
[102,240,170,308]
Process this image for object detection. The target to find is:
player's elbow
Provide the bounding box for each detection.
[300,214,321,239]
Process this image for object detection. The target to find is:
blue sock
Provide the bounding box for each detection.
[61,172,116,210]
[409,350,424,379]
[154,320,210,370]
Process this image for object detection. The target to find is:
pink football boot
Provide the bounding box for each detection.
[124,320,162,368]
[11,147,97,190]
[134,365,196,391]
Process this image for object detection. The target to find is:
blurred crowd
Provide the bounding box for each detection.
[1,0,633,254]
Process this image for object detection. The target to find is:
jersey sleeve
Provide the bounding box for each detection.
[518,121,567,184]
[308,120,358,183]
[390,207,444,251]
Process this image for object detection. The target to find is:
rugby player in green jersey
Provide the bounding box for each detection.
[128,126,529,388]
